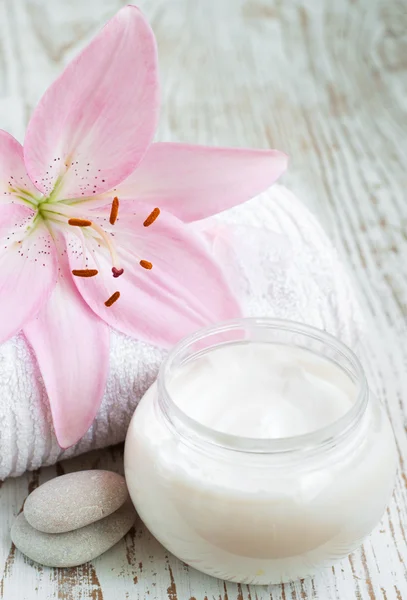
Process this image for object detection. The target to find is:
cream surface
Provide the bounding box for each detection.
[168,344,356,438]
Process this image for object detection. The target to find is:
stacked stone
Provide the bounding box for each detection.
[11,470,136,567]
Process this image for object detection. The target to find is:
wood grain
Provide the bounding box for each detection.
[0,0,406,598]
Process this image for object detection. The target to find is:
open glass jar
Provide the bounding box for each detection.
[124,319,397,584]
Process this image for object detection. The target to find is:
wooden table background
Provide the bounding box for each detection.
[0,0,406,598]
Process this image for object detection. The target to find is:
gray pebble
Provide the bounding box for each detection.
[11,500,136,567]
[24,470,128,533]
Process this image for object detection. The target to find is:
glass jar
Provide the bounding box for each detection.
[124,319,397,584]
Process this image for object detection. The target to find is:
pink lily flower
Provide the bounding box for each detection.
[0,6,287,448]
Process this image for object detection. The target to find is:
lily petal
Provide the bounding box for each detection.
[24,239,110,448]
[24,6,159,200]
[0,203,35,238]
[0,217,58,344]
[0,130,39,203]
[65,205,241,347]
[114,143,288,222]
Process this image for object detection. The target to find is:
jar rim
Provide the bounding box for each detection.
[158,318,368,454]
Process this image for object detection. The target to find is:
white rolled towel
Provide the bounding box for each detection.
[0,185,363,479]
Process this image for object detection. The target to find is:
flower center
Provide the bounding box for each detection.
[39,199,124,276]
[37,198,160,307]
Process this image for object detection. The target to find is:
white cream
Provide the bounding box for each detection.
[168,344,355,438]
[125,342,397,585]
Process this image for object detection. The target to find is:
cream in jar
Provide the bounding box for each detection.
[125,320,397,584]
[168,344,355,439]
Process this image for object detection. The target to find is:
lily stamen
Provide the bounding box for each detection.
[105,291,120,307]
[109,197,119,225]
[143,208,160,227]
[68,218,92,227]
[72,269,98,277]
[140,260,153,270]
[42,202,124,276]
[87,221,123,275]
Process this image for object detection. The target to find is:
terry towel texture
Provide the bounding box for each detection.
[0,185,363,479]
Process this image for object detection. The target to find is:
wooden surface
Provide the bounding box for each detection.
[0,0,406,598]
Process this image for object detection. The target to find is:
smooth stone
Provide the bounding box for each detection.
[24,470,128,533]
[11,501,136,567]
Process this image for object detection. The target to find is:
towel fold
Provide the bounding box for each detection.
[0,185,363,479]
